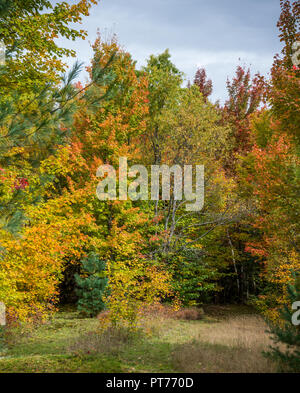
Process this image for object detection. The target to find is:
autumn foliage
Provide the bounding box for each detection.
[0,0,299,332]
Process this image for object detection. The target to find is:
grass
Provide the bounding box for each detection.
[0,304,281,373]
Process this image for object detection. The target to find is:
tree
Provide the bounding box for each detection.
[1,36,170,325]
[265,272,300,372]
[276,0,300,69]
[0,25,116,234]
[210,65,268,304]
[223,66,266,156]
[237,0,300,321]
[75,253,108,317]
[0,23,117,320]
[240,125,300,320]
[193,67,213,101]
[141,49,183,166]
[0,0,98,91]
[70,36,171,326]
[143,55,235,304]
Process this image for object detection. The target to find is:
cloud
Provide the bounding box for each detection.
[56,0,282,102]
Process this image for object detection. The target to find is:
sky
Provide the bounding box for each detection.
[58,0,283,103]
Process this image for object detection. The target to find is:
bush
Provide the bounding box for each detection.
[166,250,218,307]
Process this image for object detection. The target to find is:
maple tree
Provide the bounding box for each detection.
[0,1,299,353]
[223,66,266,157]
[276,0,300,69]
[0,0,98,91]
[237,0,300,322]
[0,35,171,324]
[193,67,213,101]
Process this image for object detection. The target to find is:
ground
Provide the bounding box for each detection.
[0,305,280,373]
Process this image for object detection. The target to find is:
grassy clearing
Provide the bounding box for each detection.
[0,305,281,373]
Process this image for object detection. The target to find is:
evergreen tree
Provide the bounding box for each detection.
[0,51,116,234]
[265,272,300,372]
[75,253,108,318]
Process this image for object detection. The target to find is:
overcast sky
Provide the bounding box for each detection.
[59,0,282,102]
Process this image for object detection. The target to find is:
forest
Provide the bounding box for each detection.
[0,0,299,374]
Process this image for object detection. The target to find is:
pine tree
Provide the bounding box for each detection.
[75,253,108,318]
[0,0,117,235]
[0,53,116,234]
[265,272,300,372]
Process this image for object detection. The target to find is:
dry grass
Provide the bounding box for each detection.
[172,342,277,373]
[69,305,283,373]
[135,306,280,373]
[174,307,204,321]
[139,304,204,320]
[139,304,204,323]
[67,325,138,356]
[198,314,273,350]
[1,305,285,373]
[172,314,280,373]
[135,304,205,338]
